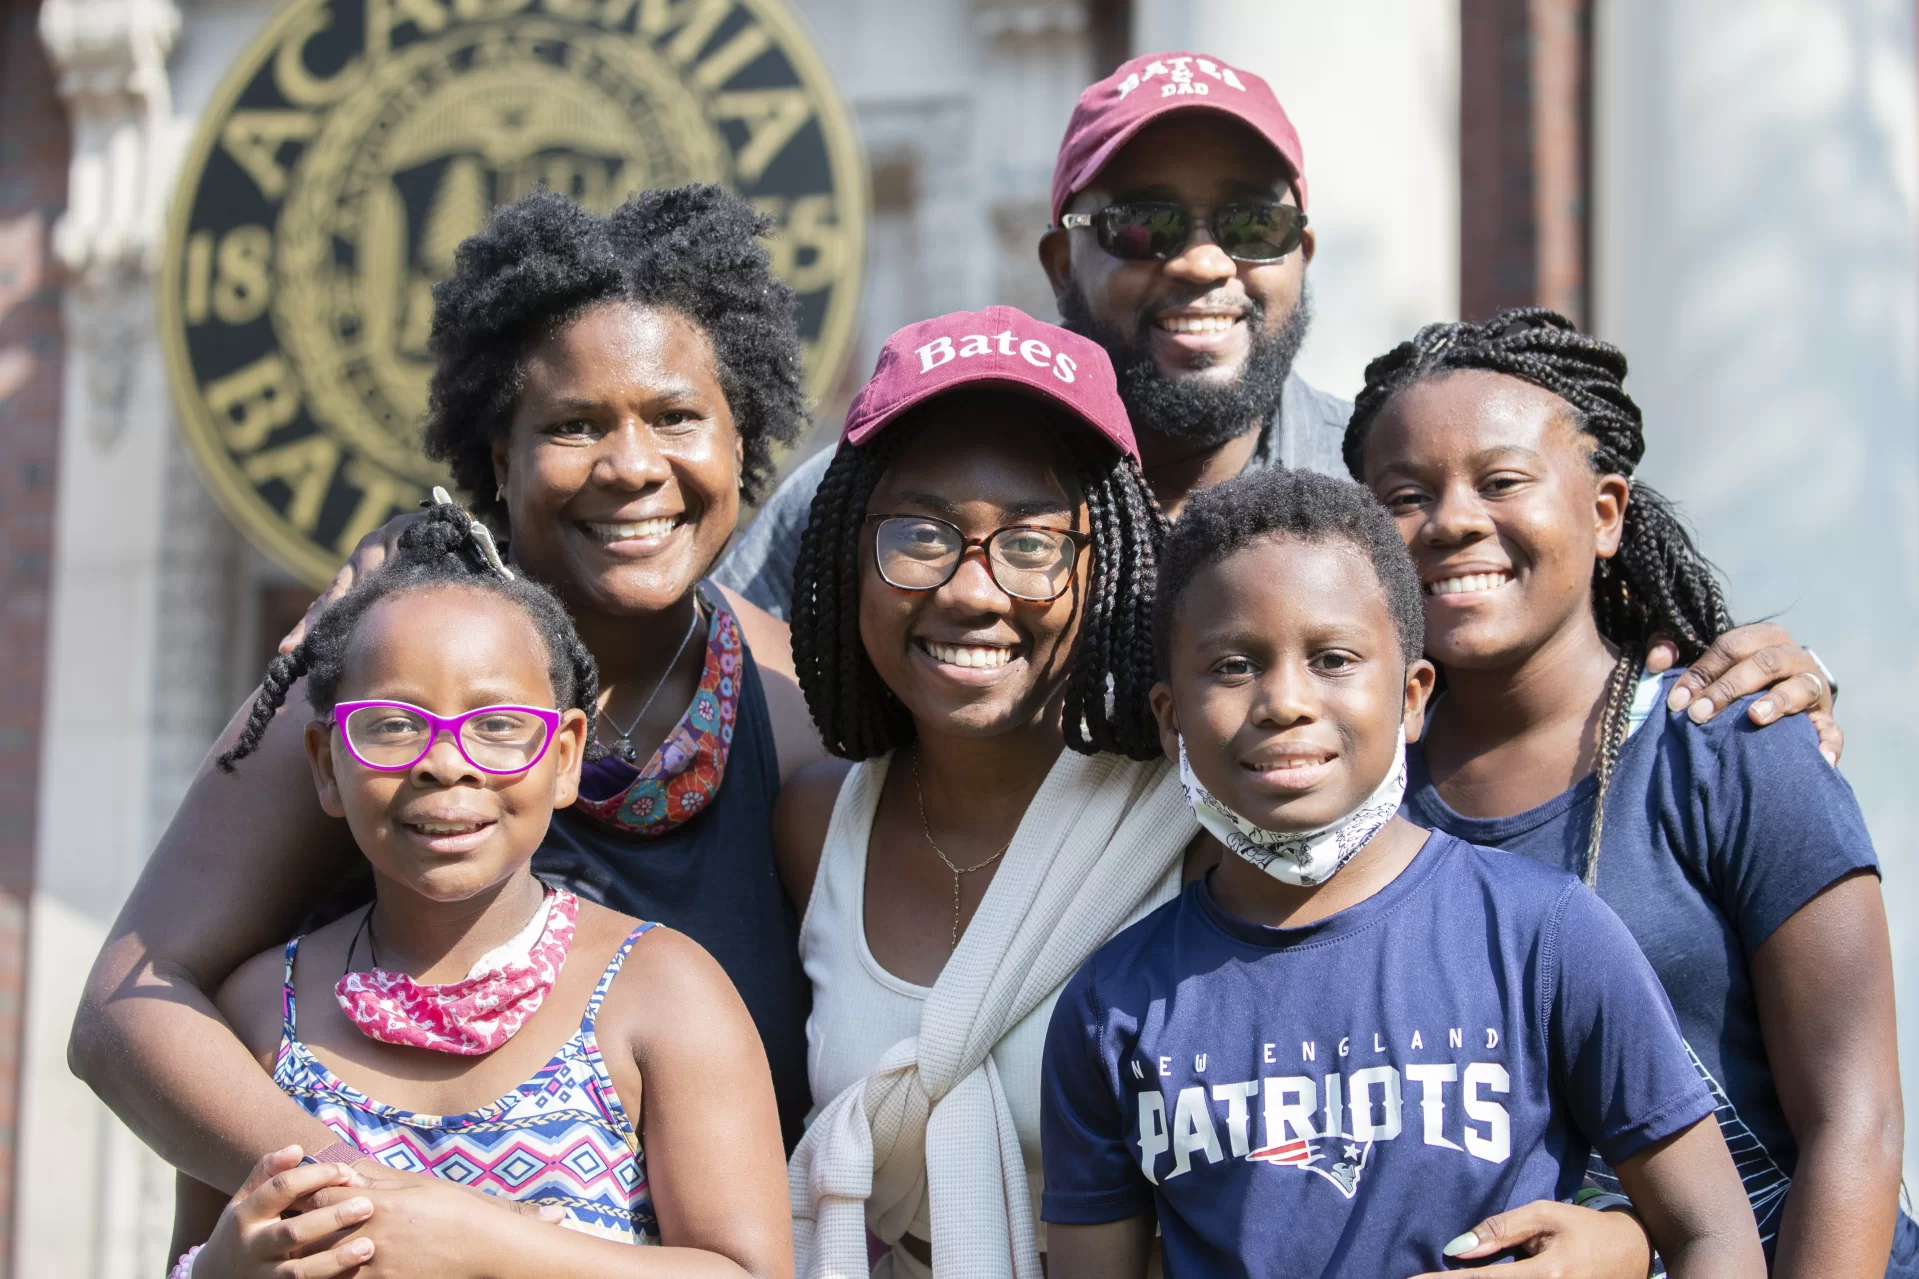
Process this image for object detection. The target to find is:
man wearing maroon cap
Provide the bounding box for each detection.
[1039,52,1343,513]
[716,50,1843,757]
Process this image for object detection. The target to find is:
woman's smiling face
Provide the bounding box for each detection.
[858,396,1093,741]
[491,302,743,622]
[1359,369,1627,673]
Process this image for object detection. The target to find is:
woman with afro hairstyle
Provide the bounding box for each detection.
[1349,308,1914,1276]
[772,308,1203,1279]
[70,186,832,1222]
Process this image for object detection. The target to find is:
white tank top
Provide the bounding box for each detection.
[799,751,1182,1265]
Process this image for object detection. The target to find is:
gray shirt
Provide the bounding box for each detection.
[712,371,1355,620]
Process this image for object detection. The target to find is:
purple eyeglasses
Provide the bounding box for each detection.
[331,700,563,775]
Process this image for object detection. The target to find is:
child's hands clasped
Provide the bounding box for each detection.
[192,1146,377,1279]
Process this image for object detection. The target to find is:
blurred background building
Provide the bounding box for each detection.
[0,0,1913,1273]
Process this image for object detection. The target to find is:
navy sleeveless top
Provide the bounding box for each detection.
[533,632,811,1151]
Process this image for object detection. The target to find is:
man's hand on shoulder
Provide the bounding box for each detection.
[1648,622,1842,764]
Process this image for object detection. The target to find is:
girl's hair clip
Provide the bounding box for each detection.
[429,485,515,581]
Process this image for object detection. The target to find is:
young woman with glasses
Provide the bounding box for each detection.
[69,187,830,1232]
[775,307,1202,1279]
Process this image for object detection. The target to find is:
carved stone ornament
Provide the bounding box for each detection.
[38,0,183,447]
[972,0,1087,40]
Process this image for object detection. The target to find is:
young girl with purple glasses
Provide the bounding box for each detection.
[169,498,791,1279]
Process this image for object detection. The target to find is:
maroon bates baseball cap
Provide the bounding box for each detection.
[1050,51,1307,225]
[841,306,1137,461]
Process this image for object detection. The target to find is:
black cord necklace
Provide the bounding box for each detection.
[343,903,381,974]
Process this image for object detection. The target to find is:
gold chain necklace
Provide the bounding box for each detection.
[912,751,1013,949]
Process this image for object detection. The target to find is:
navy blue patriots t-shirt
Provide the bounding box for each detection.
[1040,831,1713,1277]
[1404,671,1919,1271]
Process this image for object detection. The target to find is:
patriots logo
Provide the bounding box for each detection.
[1246,1133,1372,1198]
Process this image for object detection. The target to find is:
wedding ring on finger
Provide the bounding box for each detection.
[1798,669,1828,703]
[1803,648,1840,703]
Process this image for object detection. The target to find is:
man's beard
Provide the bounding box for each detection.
[1057,282,1312,450]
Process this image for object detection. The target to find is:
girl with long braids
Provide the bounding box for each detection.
[1347,308,1913,1276]
[170,497,790,1278]
[71,186,827,1228]
[775,308,1199,1279]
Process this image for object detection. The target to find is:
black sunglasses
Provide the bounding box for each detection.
[1059,200,1308,264]
[865,514,1090,603]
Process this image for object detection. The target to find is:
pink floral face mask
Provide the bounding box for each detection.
[335,889,578,1055]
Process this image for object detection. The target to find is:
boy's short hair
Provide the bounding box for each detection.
[1153,469,1425,675]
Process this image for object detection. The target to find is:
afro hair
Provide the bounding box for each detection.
[423,184,808,526]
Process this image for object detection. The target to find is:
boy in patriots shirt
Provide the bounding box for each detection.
[1039,470,1763,1278]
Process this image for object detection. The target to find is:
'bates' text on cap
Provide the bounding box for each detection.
[916,329,1080,383]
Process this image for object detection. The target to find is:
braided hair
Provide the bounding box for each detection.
[790,415,1169,762]
[217,497,601,772]
[1344,307,1735,885]
[423,184,807,526]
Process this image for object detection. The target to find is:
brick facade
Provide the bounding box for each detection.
[0,0,66,1267]
[1460,0,1592,324]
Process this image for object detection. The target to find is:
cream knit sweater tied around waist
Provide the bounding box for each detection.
[790,749,1195,1279]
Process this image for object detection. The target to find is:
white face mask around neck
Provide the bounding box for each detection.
[1177,735,1407,888]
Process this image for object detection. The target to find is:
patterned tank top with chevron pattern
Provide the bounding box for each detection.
[274,922,660,1244]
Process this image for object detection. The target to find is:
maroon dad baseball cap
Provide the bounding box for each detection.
[840,306,1137,461]
[1049,51,1307,226]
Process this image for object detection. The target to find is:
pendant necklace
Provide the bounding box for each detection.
[913,750,1013,949]
[597,601,702,764]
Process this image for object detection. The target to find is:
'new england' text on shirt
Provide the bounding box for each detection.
[1133,1025,1514,1193]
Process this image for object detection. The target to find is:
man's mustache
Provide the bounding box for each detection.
[1137,294,1264,334]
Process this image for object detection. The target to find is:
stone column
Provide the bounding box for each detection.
[25,0,193,1271]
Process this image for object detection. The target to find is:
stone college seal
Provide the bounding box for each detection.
[160,0,865,585]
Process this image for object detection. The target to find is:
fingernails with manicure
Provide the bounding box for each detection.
[1443,1231,1479,1257]
[1688,697,1715,723]
[1667,685,1692,711]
